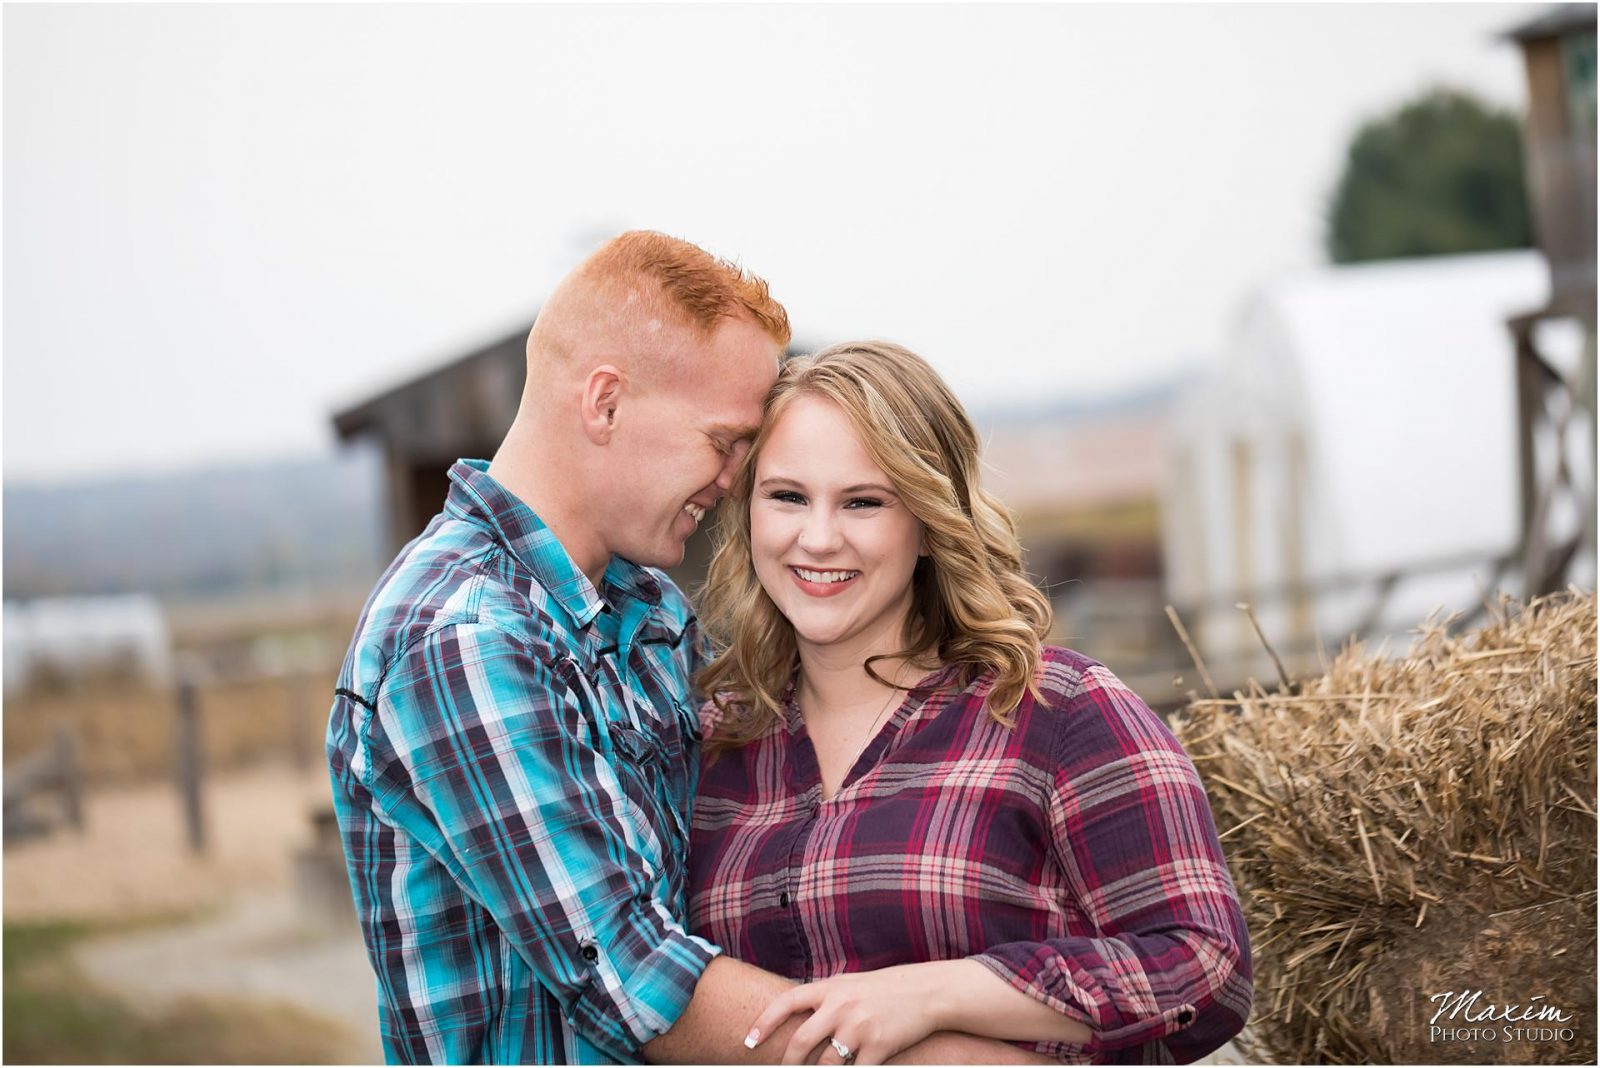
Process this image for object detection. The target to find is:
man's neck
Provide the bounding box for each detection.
[487,422,610,590]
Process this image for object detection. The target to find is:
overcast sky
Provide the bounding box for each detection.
[3,1,1541,484]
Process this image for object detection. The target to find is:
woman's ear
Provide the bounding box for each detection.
[581,366,625,444]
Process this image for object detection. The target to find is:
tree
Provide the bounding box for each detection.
[1326,88,1532,264]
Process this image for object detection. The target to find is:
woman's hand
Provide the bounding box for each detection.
[743,961,977,1065]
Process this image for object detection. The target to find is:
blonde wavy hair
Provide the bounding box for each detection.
[695,340,1052,749]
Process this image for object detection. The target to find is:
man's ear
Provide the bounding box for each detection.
[581,366,625,444]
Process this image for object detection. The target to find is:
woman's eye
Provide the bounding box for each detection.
[846,497,883,510]
[770,491,806,505]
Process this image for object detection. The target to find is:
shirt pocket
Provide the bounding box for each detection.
[630,642,701,770]
[608,722,688,890]
[638,690,703,842]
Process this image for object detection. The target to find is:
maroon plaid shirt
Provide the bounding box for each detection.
[688,646,1251,1064]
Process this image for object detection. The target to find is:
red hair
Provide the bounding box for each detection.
[577,230,790,347]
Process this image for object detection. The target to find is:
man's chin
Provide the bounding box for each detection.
[625,540,688,572]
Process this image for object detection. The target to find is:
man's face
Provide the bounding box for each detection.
[606,315,779,570]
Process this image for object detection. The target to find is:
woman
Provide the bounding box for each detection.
[688,341,1251,1065]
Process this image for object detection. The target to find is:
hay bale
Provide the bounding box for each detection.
[1174,590,1596,1065]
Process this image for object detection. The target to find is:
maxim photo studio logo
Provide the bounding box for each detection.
[1428,990,1578,1045]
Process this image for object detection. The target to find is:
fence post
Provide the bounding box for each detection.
[55,726,83,830]
[175,657,207,854]
[287,668,313,771]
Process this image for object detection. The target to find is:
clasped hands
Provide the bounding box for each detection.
[742,960,991,1066]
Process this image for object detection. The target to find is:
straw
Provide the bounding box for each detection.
[1173,589,1597,1065]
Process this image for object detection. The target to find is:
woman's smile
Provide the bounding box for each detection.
[787,566,863,597]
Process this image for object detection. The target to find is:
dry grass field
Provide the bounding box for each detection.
[5,672,337,788]
[5,590,365,788]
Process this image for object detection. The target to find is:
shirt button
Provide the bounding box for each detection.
[778,892,791,908]
[1176,1007,1194,1026]
[579,941,600,963]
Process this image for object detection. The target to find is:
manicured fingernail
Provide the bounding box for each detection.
[744,1029,760,1048]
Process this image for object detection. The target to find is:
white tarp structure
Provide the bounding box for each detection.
[1162,250,1590,669]
[3,594,174,696]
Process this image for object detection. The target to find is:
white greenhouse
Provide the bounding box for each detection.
[1162,249,1592,679]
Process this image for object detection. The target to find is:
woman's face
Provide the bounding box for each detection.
[750,394,926,661]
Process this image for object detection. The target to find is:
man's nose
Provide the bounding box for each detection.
[714,440,751,493]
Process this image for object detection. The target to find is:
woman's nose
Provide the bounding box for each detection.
[797,506,843,555]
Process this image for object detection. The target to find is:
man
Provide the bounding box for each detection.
[328,232,1038,1065]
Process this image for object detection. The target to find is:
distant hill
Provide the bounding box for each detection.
[3,448,389,600]
[2,379,1194,603]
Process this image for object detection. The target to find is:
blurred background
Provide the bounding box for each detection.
[3,2,1594,1063]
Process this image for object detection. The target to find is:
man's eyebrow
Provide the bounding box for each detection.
[708,422,762,441]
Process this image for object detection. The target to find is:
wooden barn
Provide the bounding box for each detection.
[332,326,527,554]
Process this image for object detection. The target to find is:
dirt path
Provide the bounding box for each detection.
[5,763,382,1062]
[4,762,328,921]
[72,889,383,1063]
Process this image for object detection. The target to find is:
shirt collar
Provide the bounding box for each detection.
[443,459,661,629]
[602,554,664,610]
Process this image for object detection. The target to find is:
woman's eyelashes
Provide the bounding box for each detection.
[765,490,884,510]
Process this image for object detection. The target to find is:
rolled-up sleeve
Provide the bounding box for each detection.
[972,666,1252,1064]
[371,621,719,1060]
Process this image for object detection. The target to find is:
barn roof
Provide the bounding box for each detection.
[1503,3,1596,42]
[332,326,527,445]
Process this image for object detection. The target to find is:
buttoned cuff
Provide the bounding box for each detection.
[972,948,1197,1055]
[567,897,722,1056]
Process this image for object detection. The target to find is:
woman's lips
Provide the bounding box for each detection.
[788,566,861,598]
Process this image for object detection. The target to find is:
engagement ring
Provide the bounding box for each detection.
[829,1038,855,1064]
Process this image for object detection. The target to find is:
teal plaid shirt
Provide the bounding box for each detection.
[327,459,719,1064]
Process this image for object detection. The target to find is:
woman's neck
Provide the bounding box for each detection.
[794,624,935,722]
[796,649,893,720]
